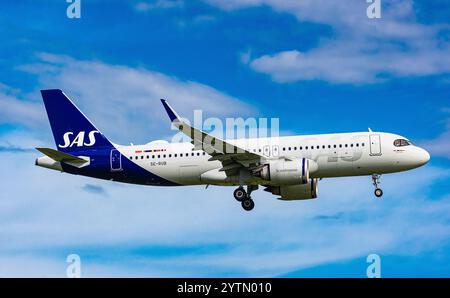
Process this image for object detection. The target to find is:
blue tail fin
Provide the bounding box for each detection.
[40,89,114,153]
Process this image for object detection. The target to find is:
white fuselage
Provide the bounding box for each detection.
[115,131,430,186]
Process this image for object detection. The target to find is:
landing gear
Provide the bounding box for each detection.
[233,185,258,211]
[374,188,383,197]
[233,187,246,202]
[372,174,383,198]
[241,198,255,211]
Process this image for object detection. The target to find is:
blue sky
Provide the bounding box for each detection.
[1,0,450,277]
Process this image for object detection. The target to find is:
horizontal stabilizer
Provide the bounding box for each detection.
[35,147,90,168]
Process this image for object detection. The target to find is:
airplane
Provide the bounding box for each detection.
[35,89,430,211]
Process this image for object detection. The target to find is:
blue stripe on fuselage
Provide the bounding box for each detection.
[60,147,180,186]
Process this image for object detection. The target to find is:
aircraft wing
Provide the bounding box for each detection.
[36,147,90,167]
[160,99,262,175]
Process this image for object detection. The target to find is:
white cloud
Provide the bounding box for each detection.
[0,85,45,128]
[421,113,450,159]
[207,0,450,83]
[1,146,449,276]
[134,0,184,12]
[424,134,450,159]
[14,53,254,144]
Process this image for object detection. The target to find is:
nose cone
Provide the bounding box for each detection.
[416,148,430,166]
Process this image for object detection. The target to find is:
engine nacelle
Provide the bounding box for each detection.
[265,178,319,200]
[254,158,315,185]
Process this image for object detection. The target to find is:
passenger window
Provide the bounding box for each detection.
[305,146,308,150]
[300,146,303,150]
[129,156,132,160]
[141,156,144,159]
[333,145,336,148]
[158,155,160,158]
[317,146,320,149]
[339,144,342,148]
[294,147,297,150]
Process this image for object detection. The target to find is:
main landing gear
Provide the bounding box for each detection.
[372,174,383,198]
[233,185,258,211]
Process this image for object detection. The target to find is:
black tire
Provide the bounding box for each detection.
[241,199,255,211]
[375,188,383,198]
[233,187,247,202]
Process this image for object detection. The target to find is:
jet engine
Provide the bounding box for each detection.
[253,158,317,185]
[264,178,319,200]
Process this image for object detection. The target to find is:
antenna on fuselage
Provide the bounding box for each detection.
[368,128,373,132]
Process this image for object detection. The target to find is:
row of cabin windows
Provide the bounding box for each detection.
[281,143,365,152]
[130,151,207,160]
[130,142,366,160]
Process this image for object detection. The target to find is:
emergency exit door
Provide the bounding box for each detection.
[110,149,122,171]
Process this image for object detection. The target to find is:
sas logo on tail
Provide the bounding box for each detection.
[59,131,100,148]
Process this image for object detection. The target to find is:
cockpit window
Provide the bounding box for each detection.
[393,139,411,147]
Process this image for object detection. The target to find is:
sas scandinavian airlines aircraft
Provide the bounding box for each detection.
[36,89,430,211]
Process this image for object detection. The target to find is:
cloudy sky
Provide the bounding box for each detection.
[1,0,450,277]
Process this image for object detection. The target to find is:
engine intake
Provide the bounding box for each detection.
[253,158,313,185]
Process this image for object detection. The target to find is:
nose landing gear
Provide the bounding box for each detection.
[233,185,258,211]
[372,174,383,198]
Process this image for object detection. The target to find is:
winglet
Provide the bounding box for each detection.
[160,99,180,122]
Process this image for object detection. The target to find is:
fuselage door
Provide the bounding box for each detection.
[369,134,382,156]
[110,149,122,171]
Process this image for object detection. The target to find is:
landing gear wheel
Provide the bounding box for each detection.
[374,188,383,198]
[371,174,383,198]
[241,198,255,211]
[233,187,247,202]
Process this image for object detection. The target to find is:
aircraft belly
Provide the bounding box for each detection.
[314,154,362,178]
